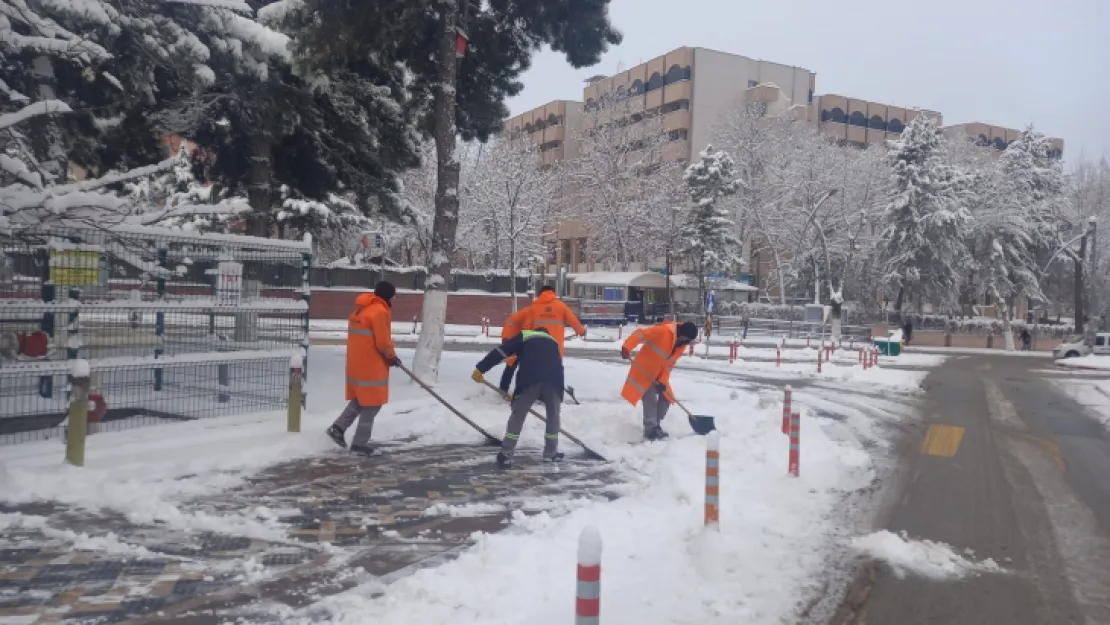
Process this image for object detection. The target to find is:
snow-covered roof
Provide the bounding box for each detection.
[670,274,758,292]
[572,271,668,288]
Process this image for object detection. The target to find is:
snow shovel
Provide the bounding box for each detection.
[673,398,717,435]
[398,364,502,447]
[564,385,581,405]
[479,379,607,462]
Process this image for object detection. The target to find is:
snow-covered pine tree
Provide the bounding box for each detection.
[877,114,971,317]
[680,145,742,316]
[971,127,1066,350]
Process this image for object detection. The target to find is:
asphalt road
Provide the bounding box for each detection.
[854,355,1110,625]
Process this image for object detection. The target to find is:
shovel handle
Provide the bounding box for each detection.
[398,364,502,446]
[480,379,606,461]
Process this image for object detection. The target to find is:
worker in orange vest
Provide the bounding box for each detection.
[620,321,698,441]
[529,286,586,355]
[326,281,401,456]
[498,307,533,392]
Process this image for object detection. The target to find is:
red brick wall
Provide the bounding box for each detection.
[870,325,1062,352]
[308,289,531,326]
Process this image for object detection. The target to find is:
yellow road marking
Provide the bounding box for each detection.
[919,425,965,457]
[1023,434,1065,471]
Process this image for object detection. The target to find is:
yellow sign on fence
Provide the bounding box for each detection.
[49,250,101,286]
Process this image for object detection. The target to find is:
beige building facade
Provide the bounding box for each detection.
[810,94,942,148]
[944,122,1064,158]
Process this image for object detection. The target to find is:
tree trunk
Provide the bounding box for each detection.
[1075,236,1086,335]
[666,247,675,318]
[1001,297,1015,351]
[247,135,272,237]
[509,237,517,313]
[894,287,905,323]
[412,2,462,382]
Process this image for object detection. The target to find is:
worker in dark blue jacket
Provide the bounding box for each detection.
[472,327,564,468]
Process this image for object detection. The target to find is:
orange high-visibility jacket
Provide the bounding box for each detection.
[620,322,684,405]
[500,307,533,367]
[529,291,585,356]
[346,293,397,406]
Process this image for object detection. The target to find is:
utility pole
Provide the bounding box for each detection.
[1087,216,1099,348]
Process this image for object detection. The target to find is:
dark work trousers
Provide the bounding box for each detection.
[642,383,671,434]
[499,361,518,393]
[502,383,561,459]
[332,399,382,447]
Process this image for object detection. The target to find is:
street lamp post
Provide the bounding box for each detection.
[1087,217,1099,348]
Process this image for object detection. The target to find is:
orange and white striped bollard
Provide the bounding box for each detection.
[788,410,800,477]
[781,385,792,434]
[576,526,602,625]
[817,348,823,374]
[705,431,720,527]
[776,347,781,367]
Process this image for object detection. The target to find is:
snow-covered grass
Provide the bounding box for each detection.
[0,345,931,624]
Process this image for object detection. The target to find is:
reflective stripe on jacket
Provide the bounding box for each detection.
[620,322,683,406]
[476,330,564,400]
[500,308,533,368]
[345,293,396,406]
[529,291,585,356]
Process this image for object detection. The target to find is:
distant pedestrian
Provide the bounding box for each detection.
[902,319,913,346]
[1020,328,1032,351]
[472,327,565,469]
[741,308,751,339]
[326,281,401,456]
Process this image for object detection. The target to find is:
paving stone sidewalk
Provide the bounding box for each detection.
[0,443,620,625]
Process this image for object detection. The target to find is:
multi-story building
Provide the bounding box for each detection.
[502,100,584,166]
[580,46,815,164]
[810,94,942,148]
[944,122,1065,158]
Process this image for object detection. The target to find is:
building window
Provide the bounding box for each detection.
[747,79,759,88]
[668,129,688,142]
[808,89,814,103]
[630,79,645,95]
[665,65,687,85]
[887,118,904,133]
[585,98,597,111]
[823,108,847,124]
[577,238,588,265]
[647,72,664,91]
[848,111,867,127]
[524,122,534,133]
[547,113,561,126]
[992,138,1006,150]
[976,133,989,146]
[868,115,886,130]
[660,100,690,114]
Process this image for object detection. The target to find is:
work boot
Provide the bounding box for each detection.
[326,425,346,449]
[543,452,566,463]
[644,427,670,442]
[349,444,375,457]
[496,451,514,469]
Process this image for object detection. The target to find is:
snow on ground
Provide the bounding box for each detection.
[850,530,1004,580]
[908,345,1052,358]
[1049,375,1110,431]
[1054,354,1110,371]
[0,345,931,624]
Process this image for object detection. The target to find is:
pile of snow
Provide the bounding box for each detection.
[1055,355,1110,371]
[851,530,1004,580]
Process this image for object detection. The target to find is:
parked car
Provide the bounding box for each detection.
[1053,333,1110,359]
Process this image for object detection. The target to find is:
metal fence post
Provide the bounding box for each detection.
[154,247,167,392]
[66,365,90,466]
[288,353,303,433]
[301,235,312,410]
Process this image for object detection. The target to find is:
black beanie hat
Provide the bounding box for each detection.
[374,281,396,301]
[677,322,698,340]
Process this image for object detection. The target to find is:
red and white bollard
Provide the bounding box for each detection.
[788,410,801,477]
[806,337,811,348]
[481,317,489,337]
[576,526,602,624]
[817,349,823,374]
[729,341,737,364]
[826,343,832,361]
[688,341,695,357]
[782,385,792,434]
[850,338,854,350]
[705,431,720,528]
[617,325,623,340]
[776,347,781,367]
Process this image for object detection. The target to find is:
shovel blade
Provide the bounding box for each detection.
[688,415,717,435]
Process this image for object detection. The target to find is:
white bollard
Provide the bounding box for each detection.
[576,526,602,624]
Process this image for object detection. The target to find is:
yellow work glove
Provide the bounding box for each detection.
[471,369,485,384]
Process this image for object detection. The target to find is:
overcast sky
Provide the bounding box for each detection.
[507,0,1110,163]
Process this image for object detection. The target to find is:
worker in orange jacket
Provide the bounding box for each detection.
[620,321,698,441]
[499,307,533,392]
[326,281,401,456]
[529,286,586,355]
